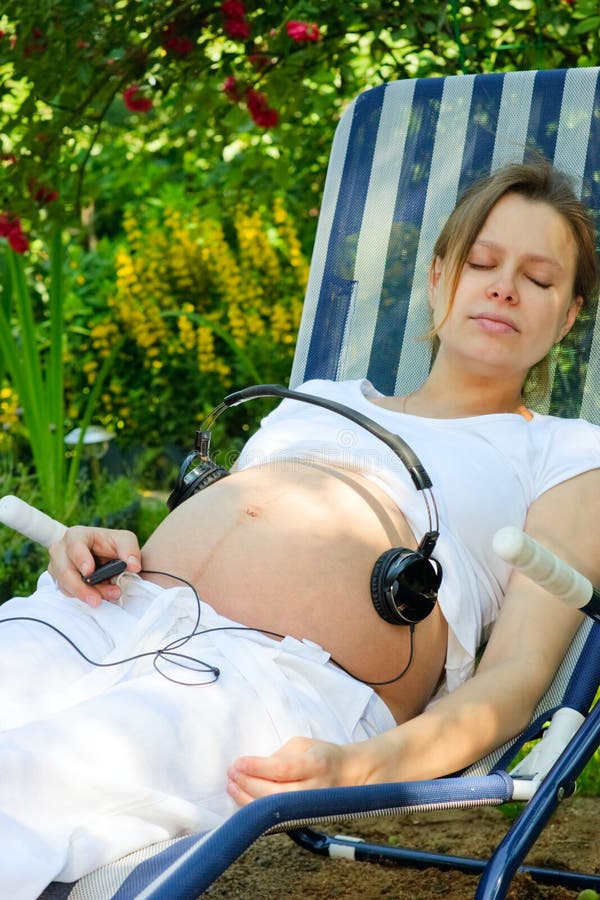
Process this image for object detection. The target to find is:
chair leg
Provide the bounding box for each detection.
[291,827,599,893]
[476,700,600,899]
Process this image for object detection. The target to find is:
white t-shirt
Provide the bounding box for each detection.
[236,379,600,691]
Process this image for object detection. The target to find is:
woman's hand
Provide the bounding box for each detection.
[227,736,364,806]
[48,525,142,607]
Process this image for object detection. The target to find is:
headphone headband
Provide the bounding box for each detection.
[222,384,433,492]
[169,382,443,630]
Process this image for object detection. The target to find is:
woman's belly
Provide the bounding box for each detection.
[141,460,447,722]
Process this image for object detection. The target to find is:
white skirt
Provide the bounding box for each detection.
[0,571,394,898]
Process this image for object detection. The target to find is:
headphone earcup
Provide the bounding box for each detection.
[370,548,441,626]
[371,549,412,624]
[167,461,230,511]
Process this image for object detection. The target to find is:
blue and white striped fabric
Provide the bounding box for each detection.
[290,67,600,422]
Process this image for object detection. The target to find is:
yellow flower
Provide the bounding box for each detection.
[0,386,19,430]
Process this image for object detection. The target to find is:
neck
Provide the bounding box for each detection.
[408,360,529,418]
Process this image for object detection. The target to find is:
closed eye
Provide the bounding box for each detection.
[466,261,493,270]
[528,276,551,289]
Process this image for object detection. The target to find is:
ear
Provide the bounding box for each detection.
[428,256,444,308]
[557,294,583,342]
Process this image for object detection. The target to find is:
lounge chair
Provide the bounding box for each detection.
[1,64,599,899]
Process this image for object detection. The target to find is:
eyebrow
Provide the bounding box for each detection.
[472,239,565,272]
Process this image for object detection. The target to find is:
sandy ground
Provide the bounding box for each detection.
[203,795,599,898]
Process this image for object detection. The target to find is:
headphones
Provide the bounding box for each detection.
[167,384,442,628]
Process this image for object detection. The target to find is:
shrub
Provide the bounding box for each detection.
[65,194,308,482]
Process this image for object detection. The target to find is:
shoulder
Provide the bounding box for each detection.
[279,379,381,413]
[528,414,600,497]
[294,378,378,399]
[255,379,372,429]
[531,412,600,443]
[525,466,600,585]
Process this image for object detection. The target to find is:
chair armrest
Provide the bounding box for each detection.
[0,495,67,546]
[493,526,599,622]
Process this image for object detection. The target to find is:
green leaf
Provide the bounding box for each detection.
[572,16,600,34]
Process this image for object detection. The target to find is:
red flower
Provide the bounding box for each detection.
[247,51,270,72]
[246,89,278,128]
[162,25,194,56]
[223,76,244,102]
[23,26,47,56]
[223,17,250,39]
[0,213,12,236]
[164,36,194,54]
[221,0,250,41]
[123,85,153,113]
[28,179,59,205]
[221,0,245,16]
[0,213,29,254]
[286,21,320,43]
[8,230,28,254]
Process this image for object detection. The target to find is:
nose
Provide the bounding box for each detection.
[486,272,517,304]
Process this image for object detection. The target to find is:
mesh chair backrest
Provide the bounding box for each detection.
[291,68,600,422]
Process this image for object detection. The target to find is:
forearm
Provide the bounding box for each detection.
[353,661,536,784]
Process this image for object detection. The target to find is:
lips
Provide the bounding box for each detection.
[471,313,519,334]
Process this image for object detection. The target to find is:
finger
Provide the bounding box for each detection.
[231,742,319,784]
[102,530,142,572]
[69,527,142,574]
[47,562,104,608]
[229,755,298,784]
[53,526,96,577]
[227,770,304,804]
[226,775,295,806]
[82,581,123,605]
[227,779,256,807]
[227,755,317,801]
[48,531,97,605]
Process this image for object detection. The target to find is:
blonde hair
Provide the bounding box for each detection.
[430,161,600,401]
